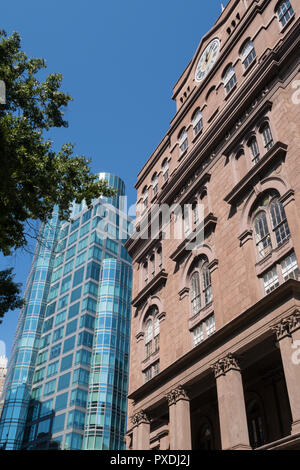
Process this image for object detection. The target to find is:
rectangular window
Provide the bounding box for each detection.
[263,267,280,294]
[75,349,91,367]
[55,392,68,412]
[55,310,66,326]
[51,267,62,284]
[78,236,89,253]
[67,410,85,430]
[48,282,59,301]
[88,245,102,261]
[70,217,80,233]
[50,343,61,360]
[80,222,90,238]
[73,267,84,287]
[40,399,53,417]
[82,209,92,224]
[64,259,74,276]
[68,302,80,319]
[75,250,87,268]
[80,314,95,331]
[71,286,82,303]
[70,389,87,408]
[43,317,54,333]
[82,296,97,314]
[53,326,64,342]
[205,315,216,337]
[58,295,69,311]
[37,350,48,365]
[66,319,78,336]
[33,367,45,383]
[60,275,72,295]
[45,302,56,318]
[86,261,100,281]
[68,230,78,247]
[52,413,66,434]
[65,245,76,261]
[77,331,93,348]
[44,379,56,397]
[72,368,90,387]
[84,281,99,298]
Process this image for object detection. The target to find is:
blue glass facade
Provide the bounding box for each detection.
[0,174,133,450]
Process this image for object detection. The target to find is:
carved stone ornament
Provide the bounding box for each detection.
[165,385,189,406]
[272,310,300,341]
[130,410,150,426]
[212,353,241,378]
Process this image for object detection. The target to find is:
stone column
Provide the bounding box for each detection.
[212,353,251,450]
[166,385,192,450]
[272,310,300,434]
[130,410,151,450]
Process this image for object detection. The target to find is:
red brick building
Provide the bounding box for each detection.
[125,0,300,450]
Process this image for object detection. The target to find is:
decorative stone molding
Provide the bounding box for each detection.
[212,353,241,378]
[130,410,150,426]
[165,385,189,406]
[238,229,253,246]
[272,310,300,341]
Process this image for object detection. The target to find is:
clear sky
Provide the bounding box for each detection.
[0,0,229,358]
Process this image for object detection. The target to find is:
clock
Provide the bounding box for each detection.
[195,38,220,83]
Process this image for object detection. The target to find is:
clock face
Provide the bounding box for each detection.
[195,38,220,83]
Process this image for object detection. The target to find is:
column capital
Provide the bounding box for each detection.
[272,310,300,341]
[130,410,150,426]
[166,385,189,406]
[212,353,241,378]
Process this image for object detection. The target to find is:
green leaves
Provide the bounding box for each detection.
[0,30,116,256]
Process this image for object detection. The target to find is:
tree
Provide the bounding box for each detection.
[0,30,117,318]
[0,269,24,323]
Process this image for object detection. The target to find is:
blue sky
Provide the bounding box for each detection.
[0,0,229,358]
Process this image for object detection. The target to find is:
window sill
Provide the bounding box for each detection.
[188,302,214,331]
[255,237,293,277]
[178,148,188,162]
[192,128,203,144]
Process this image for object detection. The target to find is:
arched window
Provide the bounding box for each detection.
[179,128,188,154]
[241,40,256,70]
[247,400,265,448]
[276,0,294,27]
[152,173,158,197]
[248,136,260,164]
[260,123,274,150]
[144,307,160,359]
[192,109,203,136]
[190,258,213,315]
[223,64,237,94]
[162,159,169,182]
[253,193,290,259]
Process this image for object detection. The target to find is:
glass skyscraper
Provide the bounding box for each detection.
[0,173,133,450]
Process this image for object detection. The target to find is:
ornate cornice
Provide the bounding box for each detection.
[165,385,189,406]
[272,310,300,341]
[212,353,241,378]
[130,410,150,426]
